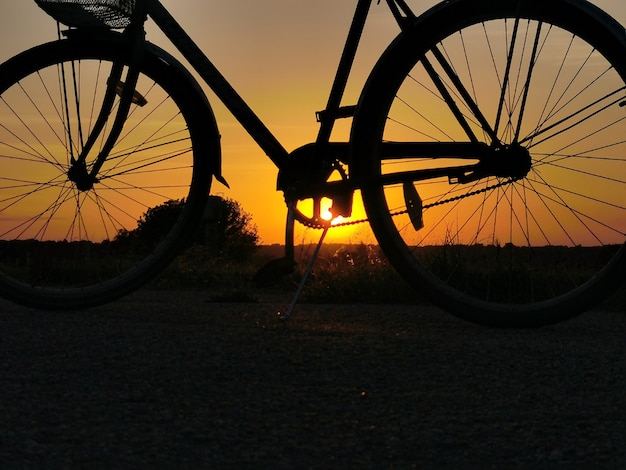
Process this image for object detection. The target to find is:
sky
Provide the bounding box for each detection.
[1,0,624,245]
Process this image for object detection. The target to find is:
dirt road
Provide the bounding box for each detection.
[1,290,625,467]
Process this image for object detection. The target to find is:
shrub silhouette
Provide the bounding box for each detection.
[205,197,260,261]
[116,196,259,261]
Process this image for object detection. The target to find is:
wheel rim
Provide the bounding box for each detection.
[0,47,202,303]
[363,10,626,313]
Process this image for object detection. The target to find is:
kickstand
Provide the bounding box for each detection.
[278,225,329,321]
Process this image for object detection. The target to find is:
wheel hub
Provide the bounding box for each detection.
[67,161,97,192]
[482,144,532,179]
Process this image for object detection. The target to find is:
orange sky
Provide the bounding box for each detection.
[1,0,624,245]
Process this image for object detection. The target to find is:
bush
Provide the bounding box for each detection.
[301,244,420,304]
[117,196,260,261]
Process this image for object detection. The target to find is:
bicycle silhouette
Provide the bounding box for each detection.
[0,0,623,326]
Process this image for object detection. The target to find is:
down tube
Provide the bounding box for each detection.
[147,0,290,168]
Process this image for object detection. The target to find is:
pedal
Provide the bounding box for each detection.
[330,190,354,219]
[403,182,424,231]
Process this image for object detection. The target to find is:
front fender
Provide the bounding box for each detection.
[141,39,227,187]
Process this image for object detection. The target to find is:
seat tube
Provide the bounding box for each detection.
[316,0,373,144]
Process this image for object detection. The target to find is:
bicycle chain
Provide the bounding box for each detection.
[300,177,520,229]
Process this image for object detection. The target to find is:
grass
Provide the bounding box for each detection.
[148,243,422,305]
[2,238,622,309]
[298,243,420,304]
[148,242,625,312]
[148,245,263,303]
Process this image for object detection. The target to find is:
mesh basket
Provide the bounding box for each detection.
[35,0,136,29]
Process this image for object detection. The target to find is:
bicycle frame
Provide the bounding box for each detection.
[143,0,416,171]
[2,0,622,319]
[62,0,429,261]
[139,0,515,202]
[61,0,545,233]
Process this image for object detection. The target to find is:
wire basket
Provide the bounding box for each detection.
[35,0,136,29]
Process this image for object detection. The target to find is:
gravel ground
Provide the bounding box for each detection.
[1,289,625,468]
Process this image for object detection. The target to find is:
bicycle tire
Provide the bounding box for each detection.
[0,36,217,309]
[352,0,626,327]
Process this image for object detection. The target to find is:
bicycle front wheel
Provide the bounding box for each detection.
[353,0,626,326]
[0,38,215,309]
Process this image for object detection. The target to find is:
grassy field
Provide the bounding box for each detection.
[150,243,419,304]
[151,243,625,311]
[0,238,622,310]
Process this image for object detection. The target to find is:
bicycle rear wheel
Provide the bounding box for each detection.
[353,0,626,326]
[0,38,215,309]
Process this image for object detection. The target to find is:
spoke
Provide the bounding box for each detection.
[528,49,604,142]
[70,59,85,151]
[416,184,477,246]
[0,97,65,168]
[534,151,626,166]
[0,182,73,240]
[87,60,104,135]
[57,61,78,163]
[93,192,116,240]
[514,21,543,142]
[494,16,521,138]
[16,80,69,166]
[86,188,140,235]
[66,190,91,241]
[421,54,479,142]
[511,180,551,245]
[99,149,192,181]
[541,161,625,188]
[523,177,577,245]
[106,131,190,161]
[530,32,575,141]
[522,88,626,147]
[386,115,442,141]
[526,175,622,242]
[404,73,484,135]
[0,174,67,211]
[539,114,626,156]
[499,183,526,245]
[430,44,498,143]
[99,95,185,177]
[393,95,452,141]
[98,174,187,205]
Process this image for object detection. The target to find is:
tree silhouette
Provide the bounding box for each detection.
[204,197,260,261]
[137,199,185,247]
[116,197,259,260]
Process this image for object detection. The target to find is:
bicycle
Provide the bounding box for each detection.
[0,0,623,326]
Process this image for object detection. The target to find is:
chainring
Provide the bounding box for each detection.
[293,161,348,229]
